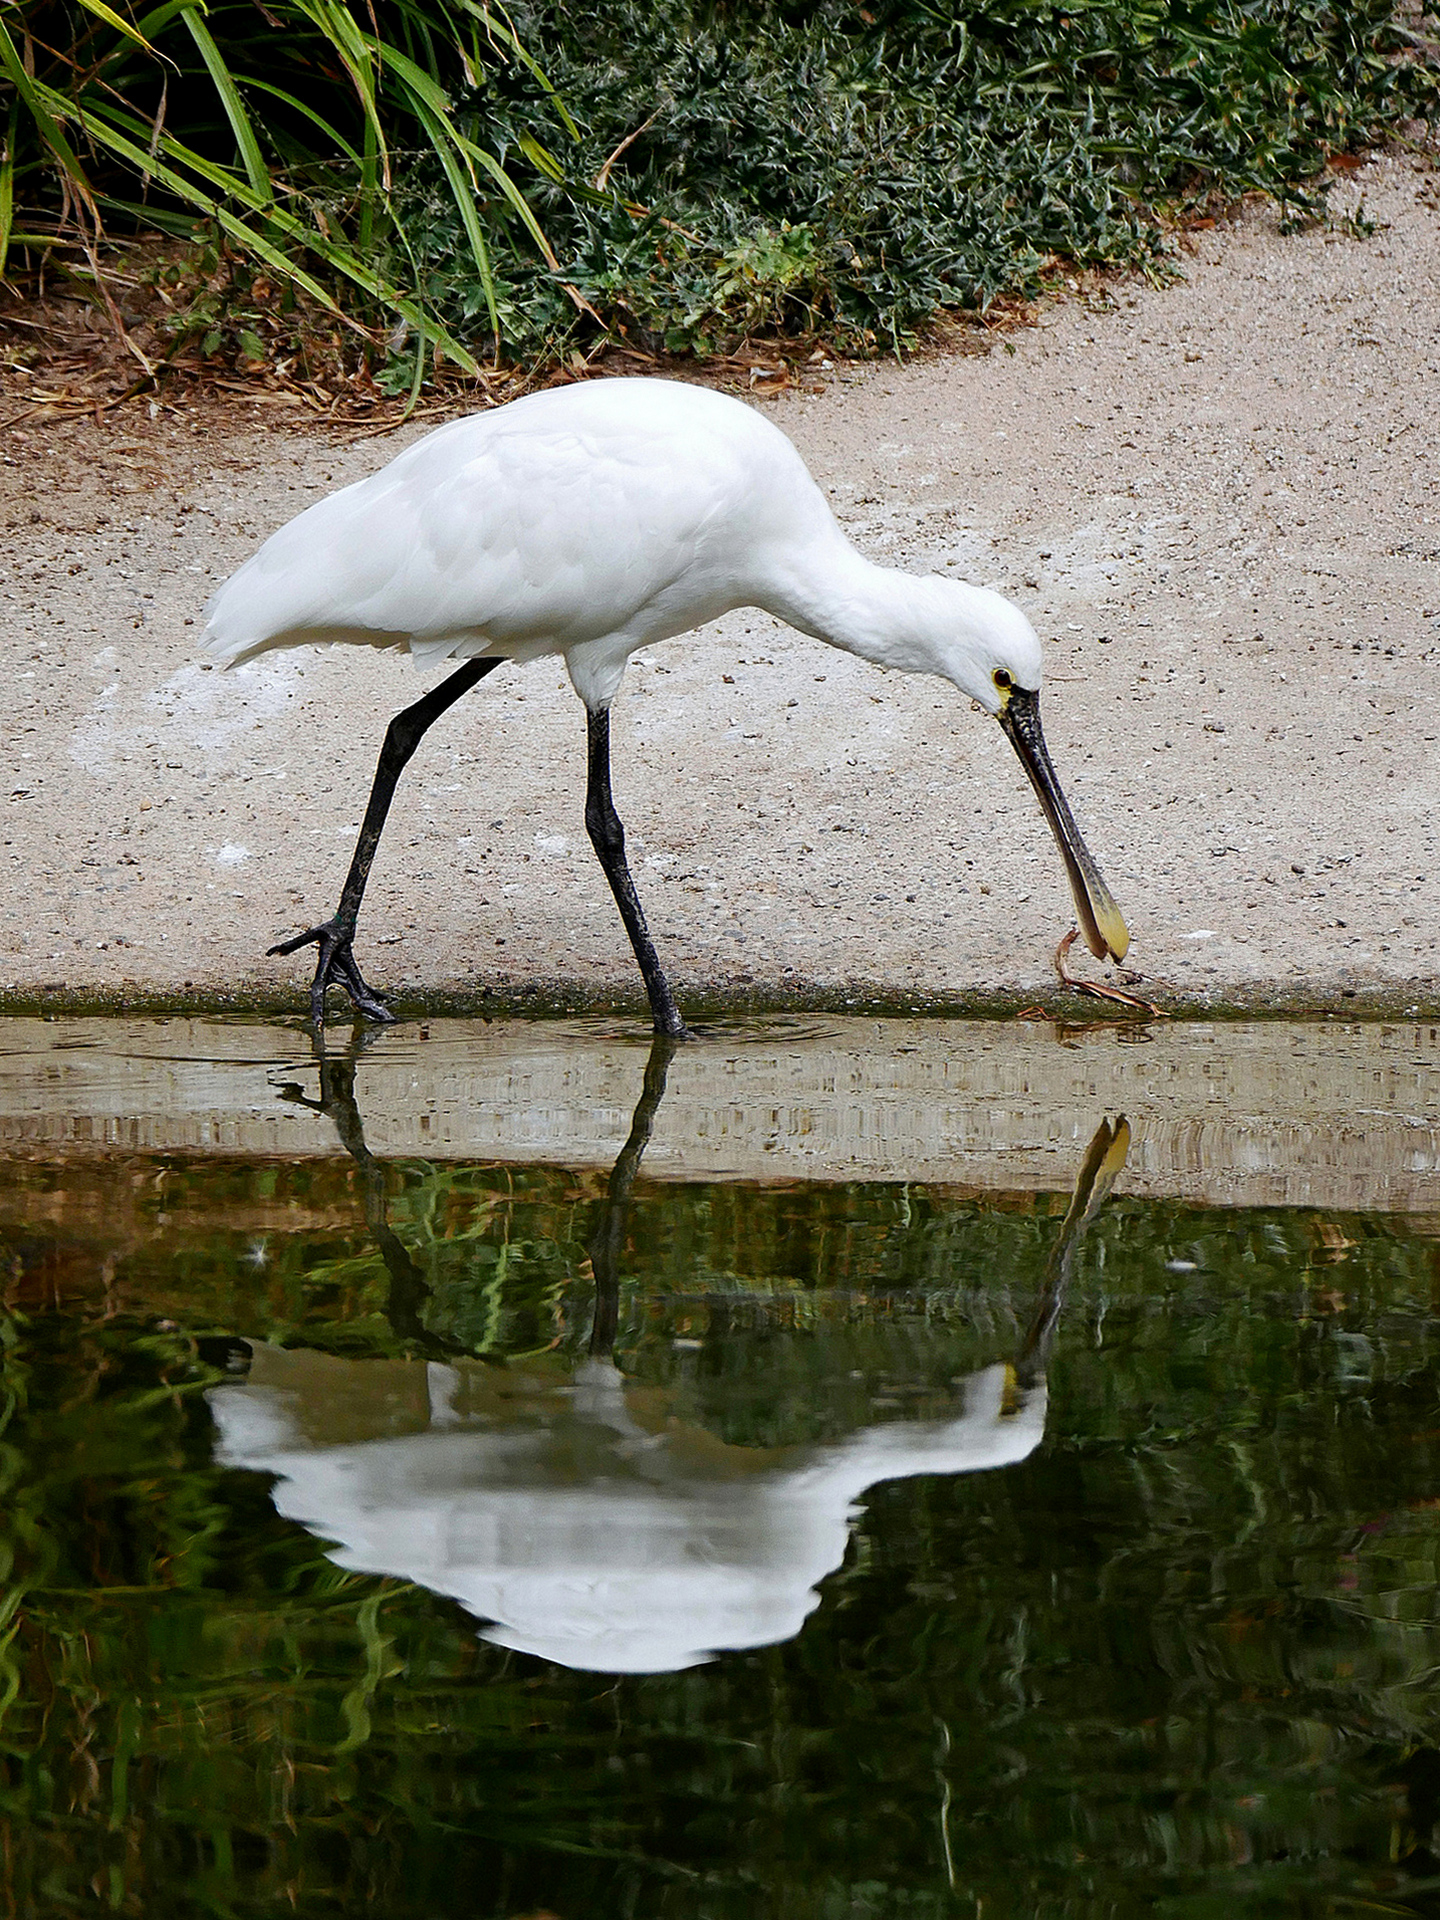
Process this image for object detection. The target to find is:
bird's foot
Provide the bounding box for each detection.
[268,919,397,1028]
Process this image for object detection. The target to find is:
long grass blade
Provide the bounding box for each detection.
[132,0,209,41]
[374,41,556,267]
[218,202,478,371]
[0,104,16,278]
[401,83,499,337]
[358,84,380,255]
[287,0,390,188]
[376,36,557,301]
[0,17,95,205]
[516,131,565,184]
[461,137,557,265]
[368,38,450,115]
[33,77,479,370]
[74,0,156,53]
[180,7,272,203]
[449,0,579,138]
[240,78,363,166]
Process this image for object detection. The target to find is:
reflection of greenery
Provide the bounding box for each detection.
[3,1154,1440,1914]
[0,1311,630,1917]
[294,1160,592,1359]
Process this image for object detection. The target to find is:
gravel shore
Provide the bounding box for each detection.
[1,154,1436,1018]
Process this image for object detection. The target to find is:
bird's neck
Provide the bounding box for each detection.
[757,540,969,678]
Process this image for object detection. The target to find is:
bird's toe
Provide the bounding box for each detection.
[268,921,332,959]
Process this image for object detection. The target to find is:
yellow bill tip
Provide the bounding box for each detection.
[1097,897,1130,964]
[1076,885,1130,965]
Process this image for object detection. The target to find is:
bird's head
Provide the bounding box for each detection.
[942,586,1045,714]
[939,584,1130,966]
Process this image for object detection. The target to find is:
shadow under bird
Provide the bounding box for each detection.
[203,376,1129,1033]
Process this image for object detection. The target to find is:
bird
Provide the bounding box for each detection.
[202,375,1129,1035]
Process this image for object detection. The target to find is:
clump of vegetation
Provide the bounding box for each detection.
[2,0,1436,389]
[405,0,1438,365]
[1,0,567,376]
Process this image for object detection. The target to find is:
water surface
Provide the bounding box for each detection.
[2,1017,1439,1917]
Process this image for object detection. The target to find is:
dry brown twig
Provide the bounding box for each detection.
[1053,927,1169,1018]
[595,109,663,193]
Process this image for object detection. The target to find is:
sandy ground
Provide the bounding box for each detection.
[0,153,1437,1019]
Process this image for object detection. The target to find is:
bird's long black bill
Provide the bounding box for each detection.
[999,687,1129,963]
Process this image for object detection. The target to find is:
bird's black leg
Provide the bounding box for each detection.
[271,656,503,1027]
[584,707,690,1039]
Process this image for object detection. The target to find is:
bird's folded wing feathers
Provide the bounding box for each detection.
[201,383,833,670]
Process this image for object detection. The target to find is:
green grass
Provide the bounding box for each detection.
[1,0,571,372]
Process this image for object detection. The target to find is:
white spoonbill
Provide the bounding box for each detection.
[203,376,1128,1035]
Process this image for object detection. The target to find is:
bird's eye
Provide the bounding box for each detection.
[992,669,1012,691]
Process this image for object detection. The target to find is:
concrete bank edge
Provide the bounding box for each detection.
[0,976,1437,1024]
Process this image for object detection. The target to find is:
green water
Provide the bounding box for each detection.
[3,1027,1440,1917]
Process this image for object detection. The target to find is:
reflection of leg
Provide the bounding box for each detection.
[276,1023,681,1362]
[276,1036,440,1353]
[588,1033,679,1358]
[271,656,504,1028]
[584,708,690,1040]
[1015,1114,1130,1384]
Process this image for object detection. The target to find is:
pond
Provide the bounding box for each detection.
[2,1015,1439,1918]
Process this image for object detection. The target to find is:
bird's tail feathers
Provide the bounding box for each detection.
[200,608,272,672]
[409,634,475,673]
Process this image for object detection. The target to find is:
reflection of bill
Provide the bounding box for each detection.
[212,1037,1128,1674]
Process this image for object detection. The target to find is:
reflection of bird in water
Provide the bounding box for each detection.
[211,1035,1129,1673]
[203,379,1129,1033]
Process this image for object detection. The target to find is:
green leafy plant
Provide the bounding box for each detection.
[396,0,1439,363]
[3,0,1436,383]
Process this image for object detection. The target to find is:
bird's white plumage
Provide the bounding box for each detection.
[202,376,1042,711]
[201,375,1133,983]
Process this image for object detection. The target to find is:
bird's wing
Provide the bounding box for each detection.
[202,385,806,671]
